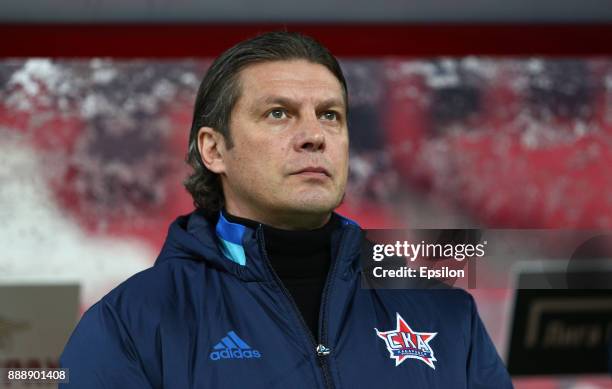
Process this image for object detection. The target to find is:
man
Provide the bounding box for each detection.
[60,31,513,388]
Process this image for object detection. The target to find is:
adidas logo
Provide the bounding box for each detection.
[209,330,262,361]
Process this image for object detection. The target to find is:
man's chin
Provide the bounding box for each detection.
[282,202,342,222]
[291,192,343,211]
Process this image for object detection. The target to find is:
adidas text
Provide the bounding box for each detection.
[209,330,262,361]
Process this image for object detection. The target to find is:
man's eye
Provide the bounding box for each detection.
[268,109,287,119]
[321,111,338,121]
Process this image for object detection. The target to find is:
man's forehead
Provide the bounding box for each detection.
[236,60,346,106]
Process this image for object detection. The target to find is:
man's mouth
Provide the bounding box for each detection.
[292,166,331,177]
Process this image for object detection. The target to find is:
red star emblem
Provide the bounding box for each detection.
[375,313,437,368]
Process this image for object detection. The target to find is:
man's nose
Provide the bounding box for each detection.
[295,114,326,152]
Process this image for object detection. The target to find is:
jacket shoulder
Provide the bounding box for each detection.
[98,258,209,325]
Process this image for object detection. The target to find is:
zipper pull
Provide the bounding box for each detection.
[316,344,331,356]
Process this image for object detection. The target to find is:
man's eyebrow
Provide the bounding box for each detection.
[257,96,346,110]
[317,98,346,110]
[260,96,299,107]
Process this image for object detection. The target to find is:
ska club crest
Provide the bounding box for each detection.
[375,313,438,369]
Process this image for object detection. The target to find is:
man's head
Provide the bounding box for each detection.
[185,31,349,229]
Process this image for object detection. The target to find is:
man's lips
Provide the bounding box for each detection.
[292,167,331,177]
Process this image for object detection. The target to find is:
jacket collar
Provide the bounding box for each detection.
[178,209,362,282]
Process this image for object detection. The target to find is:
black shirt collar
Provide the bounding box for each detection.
[222,210,341,277]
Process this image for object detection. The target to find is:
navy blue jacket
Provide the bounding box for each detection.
[60,210,513,388]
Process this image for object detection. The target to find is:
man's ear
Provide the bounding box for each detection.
[197,126,227,174]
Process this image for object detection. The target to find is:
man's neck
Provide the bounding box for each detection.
[223,205,331,230]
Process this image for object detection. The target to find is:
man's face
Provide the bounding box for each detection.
[214,59,349,229]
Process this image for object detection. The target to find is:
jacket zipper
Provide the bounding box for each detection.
[256,228,336,389]
[316,229,346,389]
